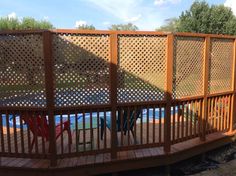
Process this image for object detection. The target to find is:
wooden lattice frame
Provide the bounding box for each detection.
[0,34,46,107]
[52,33,111,106]
[173,36,205,99]
[208,38,234,94]
[0,31,235,108]
[117,34,167,103]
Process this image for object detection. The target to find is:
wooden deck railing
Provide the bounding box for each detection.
[0,29,236,166]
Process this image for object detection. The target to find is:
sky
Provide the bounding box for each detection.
[0,0,235,30]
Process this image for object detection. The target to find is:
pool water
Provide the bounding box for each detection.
[1,108,178,129]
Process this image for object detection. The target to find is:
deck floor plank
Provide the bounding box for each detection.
[0,125,235,171]
[95,153,103,164]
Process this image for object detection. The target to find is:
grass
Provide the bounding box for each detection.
[0,71,229,96]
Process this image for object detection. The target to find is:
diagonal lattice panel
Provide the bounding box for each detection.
[173,36,205,99]
[0,34,46,107]
[53,33,111,106]
[117,35,167,103]
[209,38,234,94]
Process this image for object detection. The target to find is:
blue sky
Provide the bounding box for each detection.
[0,0,235,30]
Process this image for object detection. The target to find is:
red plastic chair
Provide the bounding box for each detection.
[22,115,72,152]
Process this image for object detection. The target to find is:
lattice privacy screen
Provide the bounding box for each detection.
[173,36,205,99]
[0,34,46,107]
[117,35,167,103]
[1,32,235,108]
[53,33,111,106]
[209,38,234,94]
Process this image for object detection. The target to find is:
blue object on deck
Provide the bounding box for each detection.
[1,107,178,129]
[100,108,142,140]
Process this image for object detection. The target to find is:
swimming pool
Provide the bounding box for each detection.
[1,108,177,129]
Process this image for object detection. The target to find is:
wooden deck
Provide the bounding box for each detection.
[1,118,200,155]
[0,110,233,176]
[0,128,235,176]
[1,29,236,176]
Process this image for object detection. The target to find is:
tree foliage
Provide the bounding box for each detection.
[109,23,138,31]
[156,18,179,32]
[157,1,236,35]
[76,24,95,30]
[177,1,236,35]
[20,17,53,29]
[0,17,54,30]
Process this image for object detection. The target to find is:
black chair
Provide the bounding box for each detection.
[100,108,142,141]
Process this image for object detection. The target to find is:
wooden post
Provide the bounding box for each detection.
[165,34,174,153]
[0,113,2,166]
[230,39,236,132]
[43,31,57,166]
[202,36,210,141]
[110,32,118,158]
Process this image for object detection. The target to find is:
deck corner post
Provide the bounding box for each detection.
[201,36,210,141]
[165,33,174,153]
[43,30,57,166]
[0,112,2,164]
[110,31,118,159]
[230,38,236,132]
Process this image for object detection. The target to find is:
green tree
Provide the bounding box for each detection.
[76,24,95,30]
[0,17,20,30]
[177,1,236,35]
[0,16,54,30]
[20,17,53,29]
[156,18,179,32]
[0,16,54,86]
[109,23,138,31]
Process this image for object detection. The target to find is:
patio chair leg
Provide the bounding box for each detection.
[116,133,119,146]
[49,143,51,153]
[101,124,104,140]
[131,130,137,144]
[30,137,35,152]
[68,130,72,144]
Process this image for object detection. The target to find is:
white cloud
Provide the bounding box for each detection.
[224,0,236,16]
[86,0,142,22]
[7,12,17,19]
[102,21,110,25]
[86,0,162,30]
[124,14,142,23]
[75,20,87,28]
[154,0,181,6]
[43,16,49,20]
[154,0,165,5]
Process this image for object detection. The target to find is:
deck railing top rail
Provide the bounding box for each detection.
[0,29,235,38]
